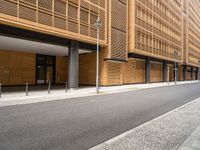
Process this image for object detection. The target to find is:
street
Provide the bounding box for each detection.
[0,83,200,150]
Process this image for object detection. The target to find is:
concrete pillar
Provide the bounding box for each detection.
[198,68,200,80]
[183,65,187,81]
[174,63,178,82]
[68,40,79,89]
[191,67,193,80]
[163,61,168,82]
[195,68,198,80]
[145,57,150,83]
[177,64,179,81]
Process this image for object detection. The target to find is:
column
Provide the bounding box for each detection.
[163,61,168,82]
[174,63,178,82]
[195,68,198,80]
[145,57,150,83]
[191,67,193,80]
[68,40,79,89]
[183,65,187,81]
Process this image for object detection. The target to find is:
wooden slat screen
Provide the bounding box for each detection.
[124,59,145,84]
[1,0,17,17]
[0,0,107,44]
[150,62,163,82]
[133,0,183,62]
[0,50,35,85]
[107,61,122,85]
[110,0,127,60]
[19,5,36,22]
[186,0,200,66]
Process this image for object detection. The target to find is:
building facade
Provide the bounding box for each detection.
[0,0,199,88]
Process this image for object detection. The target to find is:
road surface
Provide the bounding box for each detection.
[0,83,200,150]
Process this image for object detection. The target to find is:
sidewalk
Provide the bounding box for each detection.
[90,97,200,150]
[178,126,200,150]
[0,80,198,107]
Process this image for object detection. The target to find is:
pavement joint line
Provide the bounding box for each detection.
[89,97,200,150]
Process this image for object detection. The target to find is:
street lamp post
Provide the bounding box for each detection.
[94,18,102,93]
[174,50,178,85]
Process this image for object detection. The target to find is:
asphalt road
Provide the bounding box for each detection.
[0,83,200,150]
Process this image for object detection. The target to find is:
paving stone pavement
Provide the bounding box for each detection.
[90,97,200,150]
[0,81,198,107]
[177,125,200,150]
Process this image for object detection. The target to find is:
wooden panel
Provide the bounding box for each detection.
[19,5,36,22]
[109,0,127,60]
[178,65,183,81]
[0,50,35,85]
[106,61,123,85]
[111,28,126,59]
[169,64,174,81]
[56,56,67,84]
[79,52,96,85]
[124,58,145,84]
[22,55,35,83]
[1,0,17,17]
[0,51,10,84]
[9,53,22,84]
[150,62,163,82]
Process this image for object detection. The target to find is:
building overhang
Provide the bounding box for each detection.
[0,34,92,56]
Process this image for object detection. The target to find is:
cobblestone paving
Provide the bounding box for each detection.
[90,98,200,150]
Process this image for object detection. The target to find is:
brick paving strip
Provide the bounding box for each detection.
[89,97,200,150]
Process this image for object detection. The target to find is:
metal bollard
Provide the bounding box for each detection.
[48,82,51,94]
[0,83,1,98]
[66,82,68,93]
[26,83,29,96]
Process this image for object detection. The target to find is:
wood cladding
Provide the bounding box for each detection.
[178,65,183,81]
[109,0,127,60]
[186,0,200,67]
[79,52,96,85]
[124,58,145,84]
[130,0,183,63]
[0,50,35,85]
[56,56,68,84]
[0,0,107,45]
[150,62,163,82]
[106,61,123,85]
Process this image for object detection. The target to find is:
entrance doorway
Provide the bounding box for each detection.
[36,54,55,84]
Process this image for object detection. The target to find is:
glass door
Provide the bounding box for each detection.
[36,54,55,84]
[36,65,45,84]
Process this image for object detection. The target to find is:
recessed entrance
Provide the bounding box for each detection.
[36,54,55,84]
